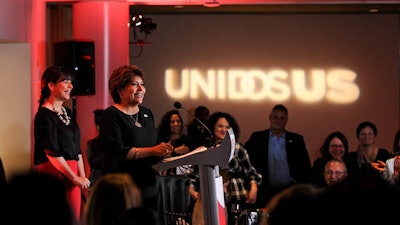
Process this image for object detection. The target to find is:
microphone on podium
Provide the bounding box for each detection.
[173,101,215,147]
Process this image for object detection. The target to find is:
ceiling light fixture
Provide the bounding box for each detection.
[129,14,157,58]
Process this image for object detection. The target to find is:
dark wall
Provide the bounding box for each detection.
[131,13,400,162]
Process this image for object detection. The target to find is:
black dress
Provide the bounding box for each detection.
[99,105,161,209]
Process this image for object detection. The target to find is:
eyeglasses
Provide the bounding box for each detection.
[329,145,344,149]
[324,171,346,176]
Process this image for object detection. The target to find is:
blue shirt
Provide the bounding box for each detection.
[268,131,295,186]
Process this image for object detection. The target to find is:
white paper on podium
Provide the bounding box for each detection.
[162,146,208,162]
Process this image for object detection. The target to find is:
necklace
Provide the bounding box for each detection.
[53,106,70,126]
[130,113,142,128]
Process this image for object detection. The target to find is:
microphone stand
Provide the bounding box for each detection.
[174,102,215,147]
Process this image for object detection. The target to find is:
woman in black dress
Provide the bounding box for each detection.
[99,65,174,211]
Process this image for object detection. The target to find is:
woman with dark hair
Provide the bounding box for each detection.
[309,131,349,188]
[189,111,262,225]
[99,65,173,211]
[157,109,195,175]
[346,121,390,177]
[33,66,90,220]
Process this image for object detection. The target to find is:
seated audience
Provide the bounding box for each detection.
[310,131,349,188]
[262,170,400,225]
[316,170,400,225]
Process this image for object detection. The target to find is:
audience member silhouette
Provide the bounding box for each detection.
[316,170,400,225]
[245,104,311,208]
[261,183,318,225]
[310,131,349,188]
[1,171,78,225]
[84,172,160,225]
[262,170,400,225]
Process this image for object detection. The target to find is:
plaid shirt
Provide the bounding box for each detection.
[223,142,262,202]
[188,143,262,202]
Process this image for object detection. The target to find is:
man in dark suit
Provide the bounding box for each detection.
[244,104,311,208]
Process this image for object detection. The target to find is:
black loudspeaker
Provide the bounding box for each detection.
[54,40,95,96]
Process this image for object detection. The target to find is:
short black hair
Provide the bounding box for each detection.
[356,121,377,138]
[272,104,288,115]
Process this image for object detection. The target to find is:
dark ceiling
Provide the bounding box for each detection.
[130,3,400,14]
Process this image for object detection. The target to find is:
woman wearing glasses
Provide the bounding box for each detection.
[309,131,349,188]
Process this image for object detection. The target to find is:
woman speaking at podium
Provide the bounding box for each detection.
[99,65,173,212]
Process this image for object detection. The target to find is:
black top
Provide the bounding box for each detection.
[86,135,105,184]
[34,107,81,165]
[346,148,391,177]
[99,105,160,189]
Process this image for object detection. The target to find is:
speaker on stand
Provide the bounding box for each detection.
[53,40,95,117]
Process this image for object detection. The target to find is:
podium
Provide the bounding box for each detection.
[153,128,235,225]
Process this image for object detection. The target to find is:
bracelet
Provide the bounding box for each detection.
[135,147,140,159]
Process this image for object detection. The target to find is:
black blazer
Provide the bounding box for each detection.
[244,129,311,207]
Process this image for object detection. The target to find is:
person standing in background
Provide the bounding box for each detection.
[33,66,90,221]
[309,131,349,188]
[86,109,105,188]
[189,111,262,225]
[245,104,311,208]
[99,65,174,211]
[157,109,196,175]
[187,106,211,148]
[346,121,391,177]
